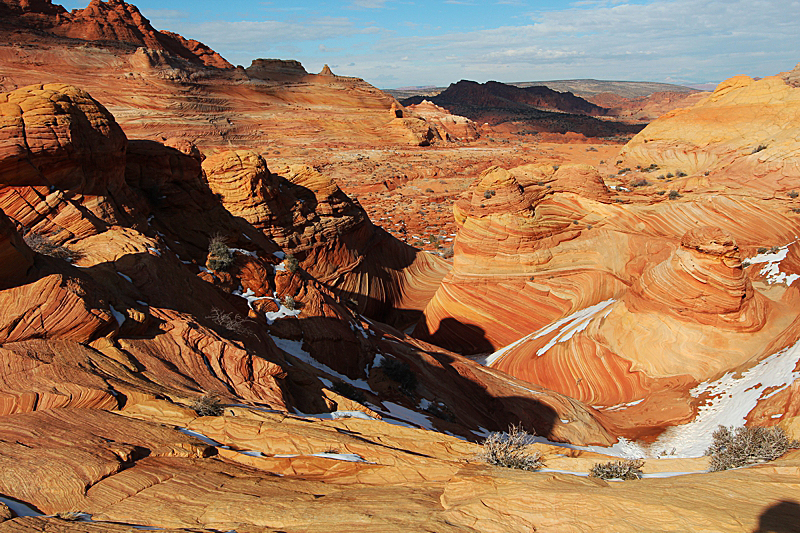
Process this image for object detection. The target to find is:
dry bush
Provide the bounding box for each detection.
[589,459,645,480]
[207,307,254,337]
[55,511,88,521]
[191,394,224,417]
[706,425,799,472]
[24,232,81,262]
[282,295,296,310]
[380,358,417,394]
[207,235,233,271]
[478,424,544,471]
[331,381,366,404]
[285,254,300,273]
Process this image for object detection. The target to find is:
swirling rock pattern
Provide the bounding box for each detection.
[421,70,800,434]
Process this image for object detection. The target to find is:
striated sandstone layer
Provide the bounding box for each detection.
[419,69,800,433]
[0,406,797,532]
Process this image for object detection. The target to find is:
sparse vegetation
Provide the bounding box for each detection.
[483,189,496,199]
[618,167,631,174]
[589,459,645,480]
[331,380,366,404]
[55,511,88,522]
[789,190,799,198]
[23,231,81,262]
[706,425,799,472]
[665,172,674,179]
[478,424,543,471]
[283,295,296,310]
[380,358,417,394]
[676,170,687,177]
[752,144,768,154]
[668,190,682,200]
[552,164,560,171]
[422,400,456,423]
[191,393,224,417]
[207,235,234,271]
[285,254,300,273]
[207,307,254,337]
[631,179,651,187]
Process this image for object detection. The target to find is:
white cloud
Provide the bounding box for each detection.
[349,0,388,8]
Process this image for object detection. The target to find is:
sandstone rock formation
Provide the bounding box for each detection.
[418,68,800,436]
[405,99,480,141]
[0,0,231,68]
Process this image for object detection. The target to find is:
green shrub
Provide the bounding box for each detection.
[423,400,456,423]
[789,190,799,198]
[589,459,644,480]
[380,358,417,394]
[631,179,650,187]
[706,425,799,472]
[479,424,543,471]
[668,190,681,200]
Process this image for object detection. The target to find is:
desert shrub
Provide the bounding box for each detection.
[792,208,800,214]
[656,190,665,195]
[285,254,300,273]
[191,394,224,417]
[380,358,417,394]
[631,179,650,187]
[770,245,781,254]
[423,400,456,423]
[706,425,799,472]
[752,144,768,154]
[282,295,296,310]
[668,190,681,200]
[483,189,496,199]
[425,188,434,193]
[207,307,254,337]
[479,424,543,471]
[589,459,644,480]
[676,170,687,177]
[23,232,80,262]
[665,172,674,179]
[332,381,366,404]
[617,167,631,174]
[789,190,799,198]
[552,164,560,171]
[55,511,89,521]
[207,235,233,271]
[440,245,454,259]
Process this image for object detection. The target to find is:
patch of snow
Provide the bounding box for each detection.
[270,335,370,389]
[771,413,784,418]
[481,299,616,366]
[292,410,378,421]
[181,260,193,264]
[177,428,223,447]
[603,398,645,412]
[117,272,132,283]
[529,435,648,460]
[109,305,126,327]
[265,303,301,324]
[229,247,258,258]
[311,452,368,463]
[273,251,286,259]
[232,288,271,311]
[649,338,800,458]
[274,263,287,272]
[243,233,251,241]
[198,266,211,273]
[136,300,149,307]
[746,242,800,286]
[374,401,435,430]
[147,247,161,256]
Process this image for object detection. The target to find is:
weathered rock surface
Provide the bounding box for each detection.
[419,68,800,436]
[405,100,480,141]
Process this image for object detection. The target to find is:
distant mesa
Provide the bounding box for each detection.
[245,58,308,81]
[401,79,644,138]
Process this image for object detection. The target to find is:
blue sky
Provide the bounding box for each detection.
[61,0,800,88]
